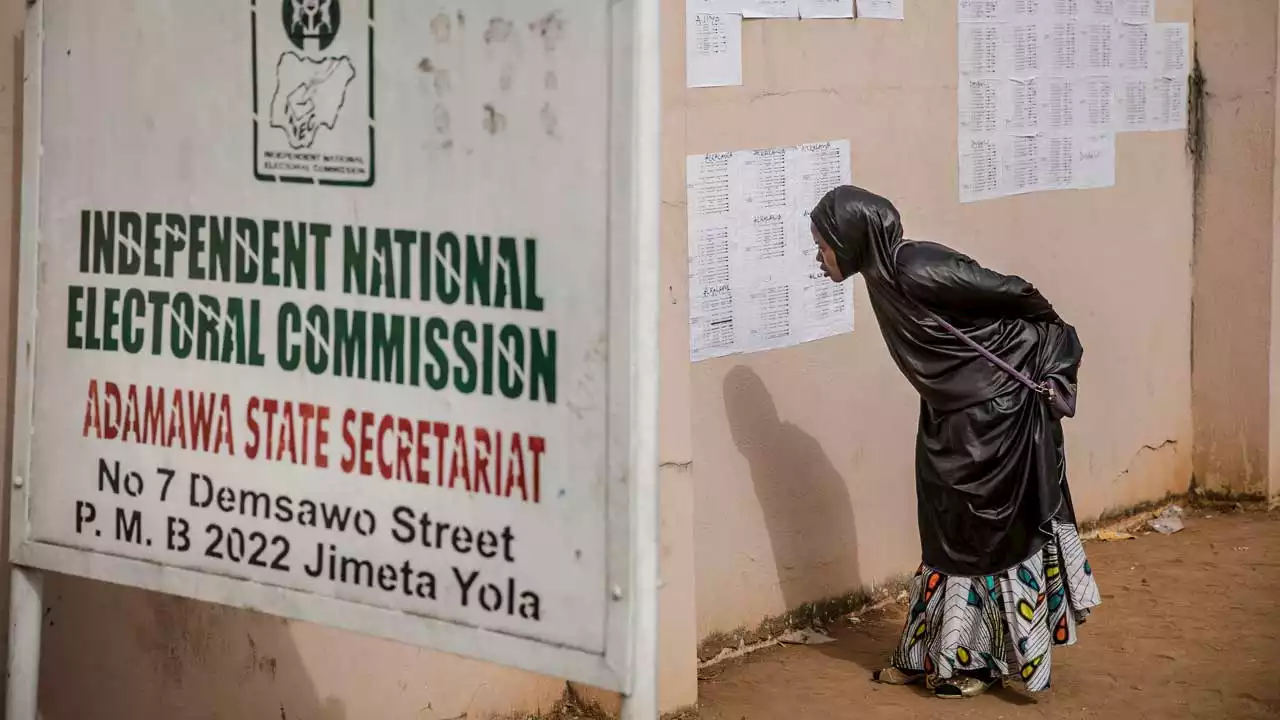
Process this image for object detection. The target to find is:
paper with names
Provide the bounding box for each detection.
[1114,22,1188,131]
[956,0,1189,202]
[1119,0,1154,23]
[688,152,736,360]
[687,10,743,88]
[687,141,854,361]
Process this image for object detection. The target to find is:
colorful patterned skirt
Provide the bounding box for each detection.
[891,520,1102,692]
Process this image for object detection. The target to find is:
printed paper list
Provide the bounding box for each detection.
[957,0,1190,203]
[687,141,855,361]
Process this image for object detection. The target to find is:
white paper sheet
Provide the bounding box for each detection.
[1148,75,1188,130]
[1040,76,1076,130]
[954,0,1126,203]
[743,0,800,18]
[1004,21,1042,76]
[688,220,737,361]
[959,0,1000,23]
[1040,132,1077,189]
[739,281,795,352]
[1004,77,1040,132]
[1118,0,1155,23]
[1078,21,1116,74]
[1083,0,1116,20]
[1043,19,1080,74]
[793,141,854,212]
[737,147,792,213]
[1001,133,1045,196]
[1156,22,1190,76]
[687,153,738,361]
[1115,75,1150,131]
[1000,0,1045,21]
[688,151,735,218]
[1117,20,1152,74]
[801,0,854,18]
[687,140,855,361]
[1078,75,1114,129]
[959,22,1003,77]
[1074,130,1117,188]
[687,12,744,88]
[1051,0,1080,17]
[961,77,1004,133]
[959,134,1002,203]
[796,263,855,343]
[854,0,904,20]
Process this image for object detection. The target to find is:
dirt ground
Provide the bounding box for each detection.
[694,510,1280,720]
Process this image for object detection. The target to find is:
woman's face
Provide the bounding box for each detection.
[811,223,845,283]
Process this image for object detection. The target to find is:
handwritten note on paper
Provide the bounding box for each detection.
[801,0,854,18]
[855,0,904,20]
[687,140,855,361]
[1074,131,1117,189]
[687,12,743,88]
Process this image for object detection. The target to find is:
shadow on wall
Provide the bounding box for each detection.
[723,366,861,611]
[39,577,346,720]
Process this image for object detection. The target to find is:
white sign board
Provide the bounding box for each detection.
[10,0,657,699]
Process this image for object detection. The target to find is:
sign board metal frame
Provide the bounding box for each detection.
[5,0,660,717]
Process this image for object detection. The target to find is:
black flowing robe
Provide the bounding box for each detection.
[811,187,1083,577]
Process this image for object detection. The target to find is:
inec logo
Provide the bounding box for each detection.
[284,0,342,51]
[252,0,375,187]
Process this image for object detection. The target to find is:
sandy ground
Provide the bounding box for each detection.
[694,511,1280,720]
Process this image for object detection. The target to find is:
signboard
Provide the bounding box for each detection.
[9,0,657,701]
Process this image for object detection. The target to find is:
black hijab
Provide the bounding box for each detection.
[809,185,1086,577]
[809,185,904,279]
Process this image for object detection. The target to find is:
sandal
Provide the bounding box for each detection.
[872,667,924,685]
[933,675,994,699]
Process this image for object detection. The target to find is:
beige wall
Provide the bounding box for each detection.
[1193,0,1277,496]
[0,0,1219,717]
[676,0,1196,637]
